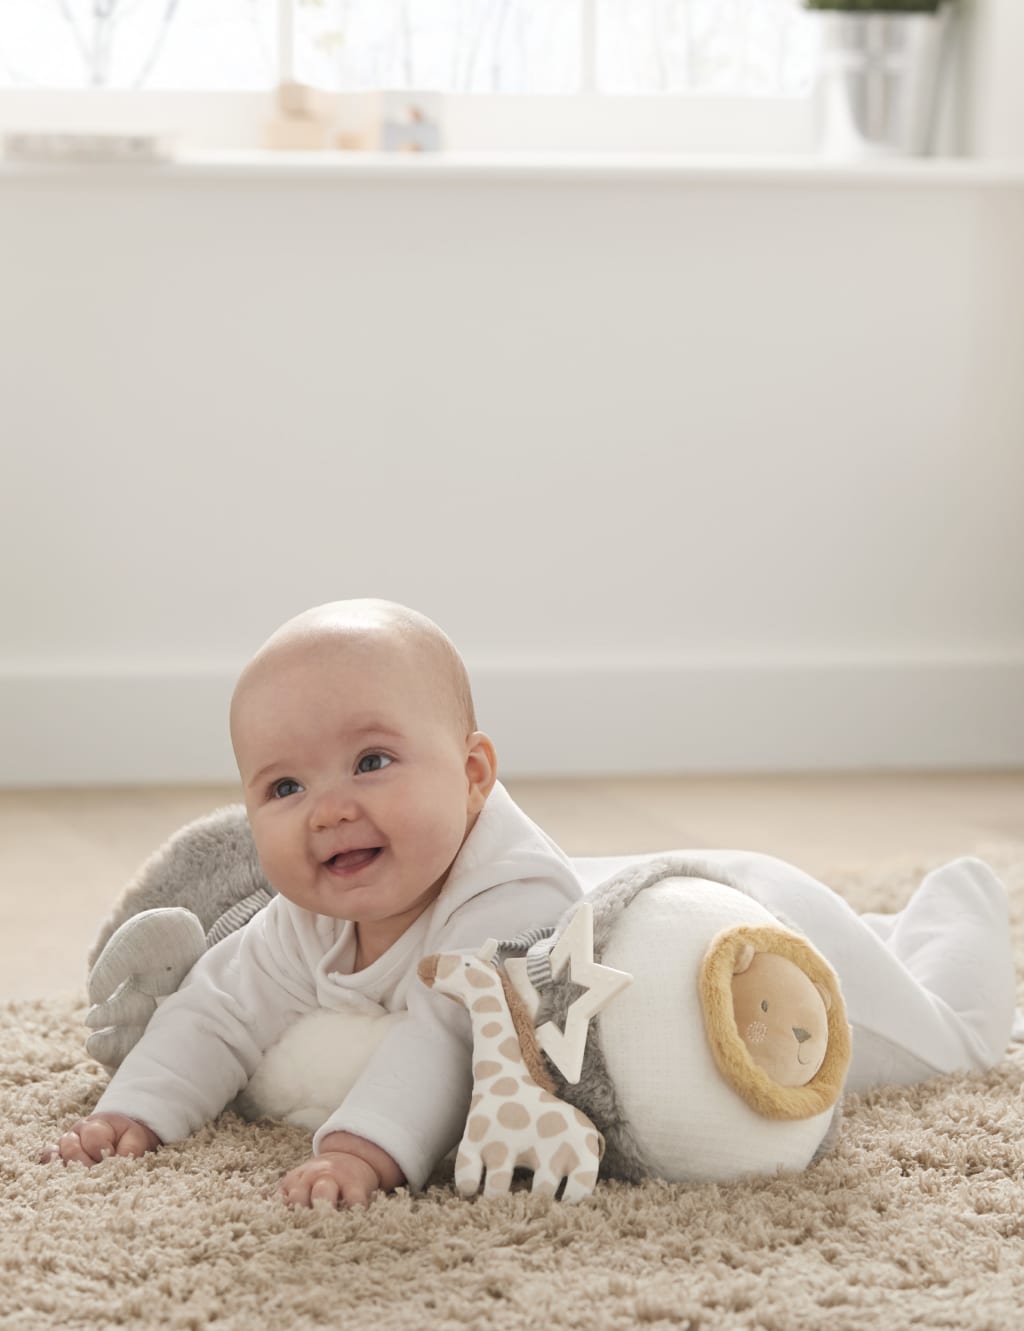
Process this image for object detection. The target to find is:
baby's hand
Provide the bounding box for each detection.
[279,1151,382,1209]
[40,1112,161,1167]
[279,1131,404,1210]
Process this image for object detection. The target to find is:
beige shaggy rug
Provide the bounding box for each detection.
[3,845,1024,1331]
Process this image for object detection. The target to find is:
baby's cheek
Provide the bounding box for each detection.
[254,828,305,898]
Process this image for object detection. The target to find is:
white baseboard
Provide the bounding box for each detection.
[2,657,1022,787]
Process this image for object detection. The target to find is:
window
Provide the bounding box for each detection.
[2,0,817,94]
[295,0,581,94]
[0,1,821,152]
[0,0,277,90]
[597,0,815,96]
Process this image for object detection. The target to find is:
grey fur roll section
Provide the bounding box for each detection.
[86,804,275,976]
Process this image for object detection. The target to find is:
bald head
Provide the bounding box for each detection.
[230,599,477,755]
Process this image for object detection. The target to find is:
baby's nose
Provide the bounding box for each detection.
[311,789,359,829]
[793,1027,811,1044]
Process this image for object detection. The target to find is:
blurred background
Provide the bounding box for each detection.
[0,0,1021,995]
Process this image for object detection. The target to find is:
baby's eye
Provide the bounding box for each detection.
[356,752,393,774]
[270,778,303,799]
[761,1000,769,1013]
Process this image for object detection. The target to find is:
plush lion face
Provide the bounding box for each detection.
[730,947,831,1088]
[699,925,850,1122]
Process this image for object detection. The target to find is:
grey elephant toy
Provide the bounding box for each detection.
[86,805,275,1067]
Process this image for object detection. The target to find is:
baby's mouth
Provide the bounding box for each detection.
[325,847,382,873]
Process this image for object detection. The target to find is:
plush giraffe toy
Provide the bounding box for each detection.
[417,942,604,1203]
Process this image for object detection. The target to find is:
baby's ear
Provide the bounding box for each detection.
[465,732,498,809]
[813,980,832,1012]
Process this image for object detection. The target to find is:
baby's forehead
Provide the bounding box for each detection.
[260,624,445,692]
[232,626,459,737]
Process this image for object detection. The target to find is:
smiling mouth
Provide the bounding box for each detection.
[324,847,382,876]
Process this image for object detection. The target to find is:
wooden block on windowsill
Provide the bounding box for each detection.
[276,81,335,123]
[262,117,335,151]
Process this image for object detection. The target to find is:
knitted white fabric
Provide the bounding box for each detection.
[598,878,837,1184]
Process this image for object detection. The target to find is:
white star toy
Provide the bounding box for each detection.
[534,902,634,1084]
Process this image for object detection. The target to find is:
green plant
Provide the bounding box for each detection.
[804,1,946,11]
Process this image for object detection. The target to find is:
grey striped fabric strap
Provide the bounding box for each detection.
[205,887,275,947]
[494,926,558,989]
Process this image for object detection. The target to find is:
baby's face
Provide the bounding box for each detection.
[232,636,489,946]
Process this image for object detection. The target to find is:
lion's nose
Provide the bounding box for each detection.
[793,1027,811,1043]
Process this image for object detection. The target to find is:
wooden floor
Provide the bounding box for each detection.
[2,771,1022,999]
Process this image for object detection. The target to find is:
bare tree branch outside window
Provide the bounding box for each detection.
[0,0,274,89]
[293,0,814,96]
[0,0,816,94]
[598,0,817,96]
[295,0,575,94]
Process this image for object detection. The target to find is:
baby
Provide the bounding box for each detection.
[42,599,582,1207]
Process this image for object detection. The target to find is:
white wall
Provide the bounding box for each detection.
[962,0,1024,158]
[1,159,1023,784]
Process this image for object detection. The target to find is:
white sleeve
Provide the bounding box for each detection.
[94,900,321,1143]
[311,875,580,1190]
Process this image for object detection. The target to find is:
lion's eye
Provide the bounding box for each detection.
[761,1000,769,1012]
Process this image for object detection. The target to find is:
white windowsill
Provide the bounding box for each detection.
[3,149,1024,187]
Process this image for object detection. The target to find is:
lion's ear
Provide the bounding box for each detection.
[732,942,756,975]
[813,980,832,1012]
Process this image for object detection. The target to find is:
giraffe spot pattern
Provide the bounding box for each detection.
[474,1060,503,1080]
[481,1141,508,1168]
[497,1038,524,1063]
[497,1102,531,1131]
[466,967,497,989]
[551,1142,581,1176]
[472,996,502,1013]
[586,1133,601,1157]
[466,1116,488,1143]
[518,1146,540,1172]
[490,1077,519,1097]
[537,1111,569,1138]
[538,1091,559,1103]
[481,1021,503,1038]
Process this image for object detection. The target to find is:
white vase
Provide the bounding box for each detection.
[812,8,952,160]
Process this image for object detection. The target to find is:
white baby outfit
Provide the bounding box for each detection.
[95,781,582,1189]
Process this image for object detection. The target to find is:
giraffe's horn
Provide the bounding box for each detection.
[476,938,498,963]
[417,955,440,987]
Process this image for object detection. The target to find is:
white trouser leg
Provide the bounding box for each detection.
[573,851,1018,1094]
